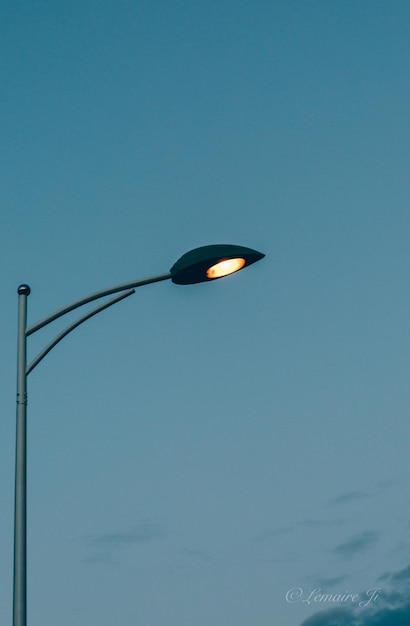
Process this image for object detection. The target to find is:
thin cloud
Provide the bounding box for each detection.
[79,519,166,562]
[178,547,211,561]
[330,491,367,506]
[298,518,347,529]
[299,561,410,626]
[254,525,294,542]
[89,523,164,547]
[300,603,410,626]
[378,563,410,584]
[329,482,394,507]
[314,575,350,589]
[259,556,291,564]
[333,530,379,559]
[300,607,356,626]
[255,518,346,543]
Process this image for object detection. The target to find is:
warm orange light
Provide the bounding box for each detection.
[206,257,246,279]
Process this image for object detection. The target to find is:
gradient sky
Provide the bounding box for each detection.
[1,2,410,625]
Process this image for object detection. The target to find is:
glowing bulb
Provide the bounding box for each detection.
[206,257,246,279]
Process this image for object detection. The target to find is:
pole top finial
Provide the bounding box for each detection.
[18,284,31,296]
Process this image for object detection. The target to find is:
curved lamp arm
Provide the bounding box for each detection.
[26,272,172,336]
[26,288,135,375]
[24,272,172,376]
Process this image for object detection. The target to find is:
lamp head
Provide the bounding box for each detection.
[170,244,265,285]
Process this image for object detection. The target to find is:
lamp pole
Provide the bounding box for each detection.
[14,285,30,626]
[12,244,264,626]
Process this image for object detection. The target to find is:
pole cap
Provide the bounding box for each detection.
[18,284,31,295]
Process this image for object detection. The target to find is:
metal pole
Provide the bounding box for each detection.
[13,285,30,626]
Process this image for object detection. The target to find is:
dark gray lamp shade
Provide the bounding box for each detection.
[170,244,265,285]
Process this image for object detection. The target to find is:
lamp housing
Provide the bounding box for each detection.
[170,244,265,285]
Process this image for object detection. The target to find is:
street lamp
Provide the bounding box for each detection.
[13,243,264,626]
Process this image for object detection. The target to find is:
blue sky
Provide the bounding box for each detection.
[1,1,410,625]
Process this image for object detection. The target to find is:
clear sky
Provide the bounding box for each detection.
[1,1,410,625]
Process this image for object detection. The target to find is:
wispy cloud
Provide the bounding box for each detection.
[178,547,211,561]
[378,563,410,584]
[299,560,410,626]
[314,575,350,589]
[329,491,367,506]
[87,522,165,547]
[300,607,355,626]
[329,481,394,507]
[254,525,294,542]
[78,519,166,563]
[300,600,410,626]
[255,518,346,543]
[298,518,346,529]
[333,530,379,559]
